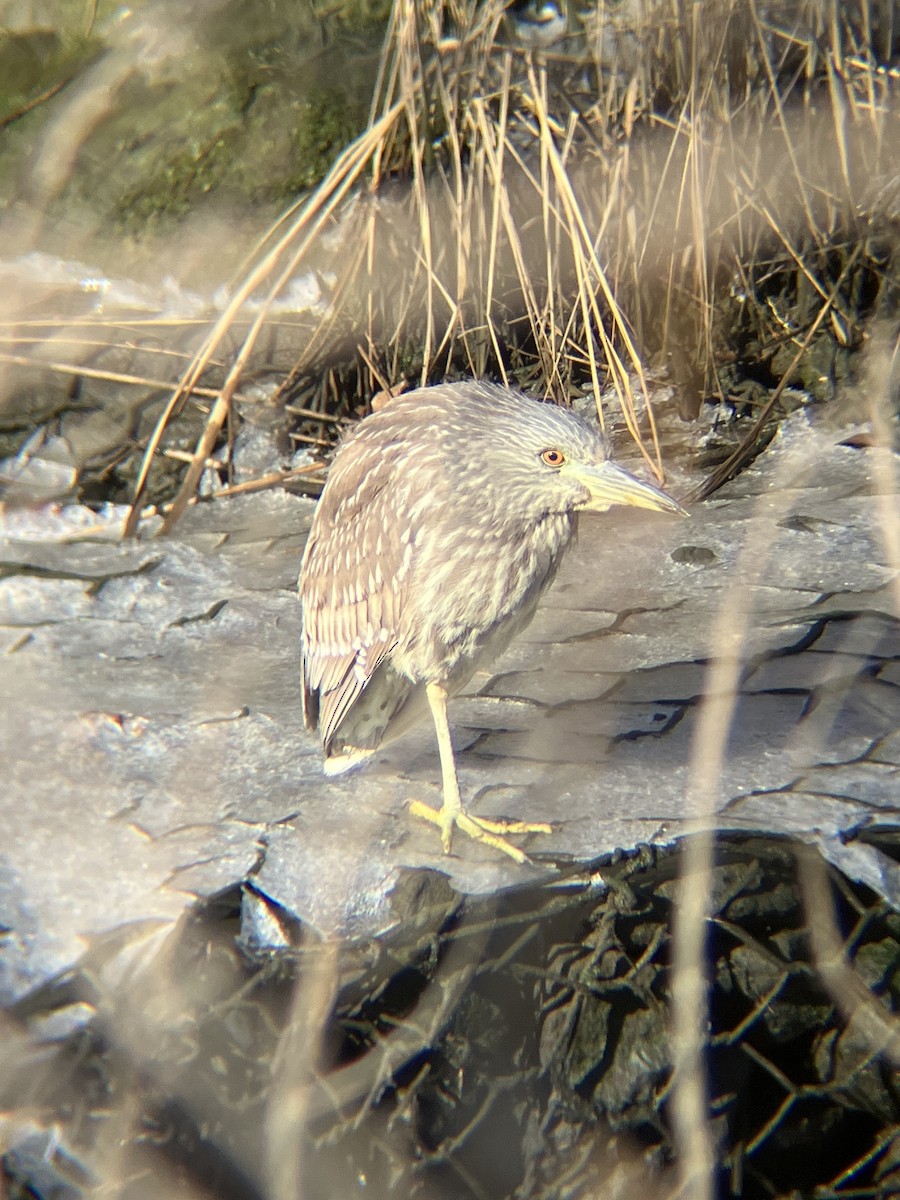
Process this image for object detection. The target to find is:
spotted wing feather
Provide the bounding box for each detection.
[299,437,408,755]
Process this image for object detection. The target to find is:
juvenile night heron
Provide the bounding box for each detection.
[299,381,685,863]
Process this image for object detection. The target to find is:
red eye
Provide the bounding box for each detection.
[541,448,566,467]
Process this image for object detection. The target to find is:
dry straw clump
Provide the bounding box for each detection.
[108,0,896,531]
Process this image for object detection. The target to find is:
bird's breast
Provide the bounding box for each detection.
[393,510,574,684]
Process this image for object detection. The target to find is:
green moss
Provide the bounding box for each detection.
[112,119,244,229]
[0,0,389,234]
[107,75,372,227]
[282,87,368,197]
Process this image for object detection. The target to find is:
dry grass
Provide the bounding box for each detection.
[0,3,893,523]
[108,0,897,532]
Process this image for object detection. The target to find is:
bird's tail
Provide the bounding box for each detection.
[322,746,377,776]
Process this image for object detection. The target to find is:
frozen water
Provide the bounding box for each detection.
[1,418,898,997]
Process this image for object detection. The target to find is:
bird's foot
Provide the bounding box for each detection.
[408,800,552,864]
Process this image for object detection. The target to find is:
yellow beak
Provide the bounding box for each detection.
[561,460,688,516]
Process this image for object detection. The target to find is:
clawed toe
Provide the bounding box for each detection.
[408,799,551,864]
[465,814,554,837]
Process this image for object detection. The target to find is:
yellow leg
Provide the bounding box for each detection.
[408,683,552,865]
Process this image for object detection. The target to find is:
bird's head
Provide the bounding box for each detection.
[453,386,686,524]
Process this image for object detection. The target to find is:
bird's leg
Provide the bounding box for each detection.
[407,682,552,865]
[426,682,462,853]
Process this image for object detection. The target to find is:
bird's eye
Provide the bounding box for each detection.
[541,448,566,467]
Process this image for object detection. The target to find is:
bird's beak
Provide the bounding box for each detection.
[562,460,688,516]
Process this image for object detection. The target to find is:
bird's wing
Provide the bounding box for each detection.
[299,455,410,754]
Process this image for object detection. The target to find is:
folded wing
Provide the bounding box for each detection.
[299,441,410,755]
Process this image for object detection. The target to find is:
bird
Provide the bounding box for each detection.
[506,0,568,50]
[299,381,686,863]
